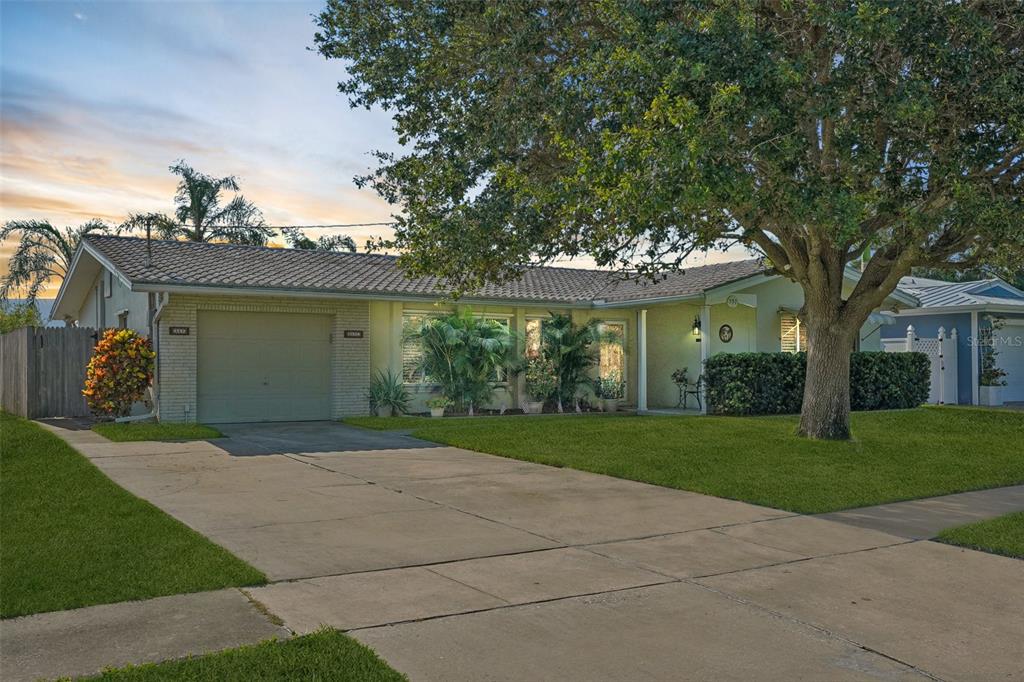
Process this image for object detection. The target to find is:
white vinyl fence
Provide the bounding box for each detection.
[882,325,957,405]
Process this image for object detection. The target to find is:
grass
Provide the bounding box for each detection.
[344,406,1024,514]
[92,422,222,442]
[936,512,1024,559]
[0,413,264,618]
[79,629,405,681]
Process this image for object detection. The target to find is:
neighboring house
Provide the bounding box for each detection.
[884,276,1024,406]
[51,236,915,423]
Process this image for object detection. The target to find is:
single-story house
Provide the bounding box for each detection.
[51,236,915,422]
[883,276,1024,406]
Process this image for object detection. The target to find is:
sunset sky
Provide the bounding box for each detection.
[1,0,749,297]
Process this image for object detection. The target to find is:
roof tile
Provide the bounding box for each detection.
[84,236,765,306]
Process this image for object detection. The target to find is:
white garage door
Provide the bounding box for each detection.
[994,323,1024,403]
[197,311,332,423]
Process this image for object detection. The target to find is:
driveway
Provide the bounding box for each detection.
[60,421,1024,680]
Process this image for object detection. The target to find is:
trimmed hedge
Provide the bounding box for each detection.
[705,351,930,415]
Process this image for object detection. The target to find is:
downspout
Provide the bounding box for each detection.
[115,292,168,423]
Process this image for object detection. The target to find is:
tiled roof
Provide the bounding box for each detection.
[83,236,766,306]
[897,277,1024,308]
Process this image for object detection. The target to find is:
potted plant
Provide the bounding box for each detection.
[523,357,557,414]
[426,396,452,418]
[979,318,1008,406]
[671,367,689,386]
[595,371,625,413]
[366,368,410,417]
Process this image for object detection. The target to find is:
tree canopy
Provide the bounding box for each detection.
[0,219,110,303]
[136,161,272,245]
[317,1,1024,439]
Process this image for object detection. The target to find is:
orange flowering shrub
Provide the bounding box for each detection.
[83,328,156,418]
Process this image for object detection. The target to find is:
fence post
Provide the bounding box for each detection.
[905,325,915,352]
[937,327,946,405]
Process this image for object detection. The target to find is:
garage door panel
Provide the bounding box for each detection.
[197,311,333,423]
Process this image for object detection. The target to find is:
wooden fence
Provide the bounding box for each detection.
[0,327,97,419]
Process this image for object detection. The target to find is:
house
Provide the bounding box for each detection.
[883,276,1024,406]
[50,236,915,423]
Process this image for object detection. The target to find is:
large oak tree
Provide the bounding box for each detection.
[315,1,1024,439]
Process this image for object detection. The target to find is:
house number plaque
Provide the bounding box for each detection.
[169,326,190,336]
[343,330,364,338]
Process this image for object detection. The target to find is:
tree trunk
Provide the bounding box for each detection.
[797,323,855,440]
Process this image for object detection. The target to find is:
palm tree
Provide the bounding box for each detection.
[282,228,356,252]
[149,161,272,245]
[0,219,110,304]
[406,309,516,415]
[540,314,604,413]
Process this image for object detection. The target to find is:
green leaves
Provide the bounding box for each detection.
[405,308,516,414]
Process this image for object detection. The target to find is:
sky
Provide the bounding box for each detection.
[1,0,748,297]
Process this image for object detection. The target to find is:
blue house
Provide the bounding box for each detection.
[882,277,1024,406]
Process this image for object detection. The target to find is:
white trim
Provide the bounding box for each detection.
[892,303,1024,315]
[971,311,979,405]
[132,282,586,309]
[637,309,648,412]
[699,304,711,414]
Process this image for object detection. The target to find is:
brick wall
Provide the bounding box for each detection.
[157,293,370,422]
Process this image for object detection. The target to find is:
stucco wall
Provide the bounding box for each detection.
[157,293,370,422]
[737,276,890,353]
[72,267,150,334]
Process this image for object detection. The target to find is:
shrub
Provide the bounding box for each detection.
[524,357,558,402]
[539,313,603,412]
[594,370,625,400]
[83,329,155,418]
[705,351,930,415]
[366,368,410,415]
[406,309,516,415]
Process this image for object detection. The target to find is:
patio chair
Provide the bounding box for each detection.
[683,375,703,410]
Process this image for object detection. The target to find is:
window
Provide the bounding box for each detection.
[402,313,428,383]
[117,310,129,329]
[780,313,808,353]
[524,318,544,358]
[599,321,626,379]
[402,312,512,384]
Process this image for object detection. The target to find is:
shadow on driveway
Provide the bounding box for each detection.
[211,421,439,457]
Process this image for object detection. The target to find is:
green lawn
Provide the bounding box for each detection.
[80,629,405,681]
[0,413,264,618]
[936,512,1024,559]
[344,407,1024,514]
[92,422,222,442]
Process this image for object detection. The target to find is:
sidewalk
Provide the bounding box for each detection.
[1,589,287,682]
[819,484,1024,539]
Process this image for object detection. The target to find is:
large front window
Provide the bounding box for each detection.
[402,312,511,384]
[599,322,626,378]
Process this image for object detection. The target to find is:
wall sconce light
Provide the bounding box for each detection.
[692,315,702,338]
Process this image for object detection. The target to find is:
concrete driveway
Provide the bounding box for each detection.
[61,421,1024,681]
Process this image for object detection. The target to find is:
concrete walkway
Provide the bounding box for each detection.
[9,421,1023,681]
[820,484,1024,539]
[1,589,287,681]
